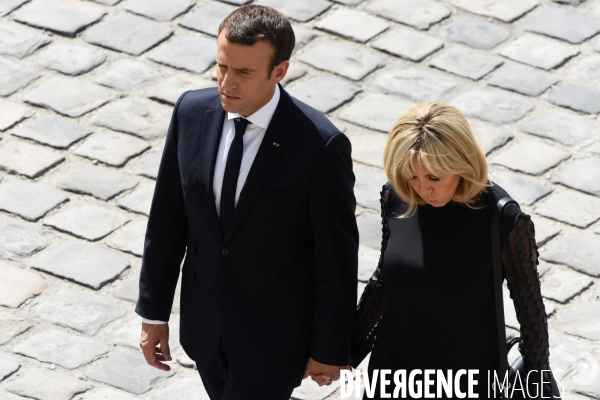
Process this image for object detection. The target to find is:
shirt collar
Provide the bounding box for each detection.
[227,84,281,130]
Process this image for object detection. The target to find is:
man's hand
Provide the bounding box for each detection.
[303,357,349,386]
[140,322,172,371]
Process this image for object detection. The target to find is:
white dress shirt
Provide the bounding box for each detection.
[143,85,281,325]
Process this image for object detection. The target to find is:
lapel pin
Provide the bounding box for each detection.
[273,142,280,147]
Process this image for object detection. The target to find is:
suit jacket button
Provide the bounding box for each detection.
[221,249,229,256]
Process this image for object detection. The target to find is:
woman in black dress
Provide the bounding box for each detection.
[350,103,560,399]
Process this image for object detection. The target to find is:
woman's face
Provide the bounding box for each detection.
[408,161,461,207]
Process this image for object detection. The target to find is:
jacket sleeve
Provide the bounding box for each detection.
[135,92,189,322]
[501,214,560,399]
[349,184,391,368]
[308,132,359,366]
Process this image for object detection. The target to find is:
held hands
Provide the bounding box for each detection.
[140,322,172,371]
[303,357,350,386]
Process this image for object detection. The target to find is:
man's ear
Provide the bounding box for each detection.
[272,60,290,84]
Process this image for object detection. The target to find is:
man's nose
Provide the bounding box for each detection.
[220,70,236,90]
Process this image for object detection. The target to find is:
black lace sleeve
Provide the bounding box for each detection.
[501,214,560,399]
[349,184,391,368]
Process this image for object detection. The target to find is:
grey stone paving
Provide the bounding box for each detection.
[85,389,138,400]
[5,368,93,400]
[154,378,210,400]
[0,261,47,308]
[358,244,379,282]
[534,218,561,247]
[366,0,451,30]
[0,56,39,96]
[132,151,161,179]
[37,43,106,76]
[491,140,570,175]
[112,274,141,302]
[535,190,600,228]
[543,233,600,277]
[94,59,161,91]
[567,54,600,82]
[523,6,600,44]
[487,65,559,97]
[519,112,596,146]
[124,0,194,22]
[13,0,105,37]
[430,45,503,80]
[370,68,458,102]
[339,93,415,132]
[469,120,514,155]
[84,13,173,56]
[315,8,388,43]
[91,97,171,140]
[0,141,64,178]
[0,179,69,221]
[179,2,237,36]
[12,329,108,369]
[0,353,19,381]
[451,89,534,124]
[549,83,600,114]
[552,158,600,196]
[54,162,138,200]
[74,130,150,167]
[1,1,599,398]
[499,34,580,70]
[11,115,93,149]
[554,303,600,341]
[24,77,111,117]
[43,204,130,241]
[0,1,30,17]
[148,35,216,74]
[451,0,538,23]
[0,21,50,58]
[32,241,130,289]
[0,217,50,260]
[439,17,510,49]
[35,290,127,335]
[86,353,176,394]
[371,27,444,62]
[491,171,552,206]
[0,312,31,345]
[146,75,215,105]
[541,268,593,303]
[299,41,384,81]
[256,0,331,23]
[288,76,361,113]
[0,99,32,131]
[116,184,155,216]
[354,163,387,210]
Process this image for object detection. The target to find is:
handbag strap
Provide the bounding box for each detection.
[492,196,519,382]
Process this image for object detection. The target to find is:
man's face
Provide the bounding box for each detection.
[216,30,288,117]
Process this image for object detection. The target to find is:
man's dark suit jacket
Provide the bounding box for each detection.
[136,84,359,392]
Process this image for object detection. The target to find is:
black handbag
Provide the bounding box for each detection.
[492,196,526,398]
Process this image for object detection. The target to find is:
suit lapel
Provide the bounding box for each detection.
[223,87,295,244]
[199,97,225,243]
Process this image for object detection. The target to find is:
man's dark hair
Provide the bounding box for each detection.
[218,5,295,77]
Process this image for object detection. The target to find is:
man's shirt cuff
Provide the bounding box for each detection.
[142,318,168,324]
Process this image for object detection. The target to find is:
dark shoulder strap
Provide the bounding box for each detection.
[492,196,519,379]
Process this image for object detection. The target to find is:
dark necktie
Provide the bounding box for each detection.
[220,117,250,234]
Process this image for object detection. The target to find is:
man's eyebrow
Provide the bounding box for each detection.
[215,61,255,73]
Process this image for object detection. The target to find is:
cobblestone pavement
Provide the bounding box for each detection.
[1,0,600,399]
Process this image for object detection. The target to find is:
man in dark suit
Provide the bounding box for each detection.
[136,5,358,399]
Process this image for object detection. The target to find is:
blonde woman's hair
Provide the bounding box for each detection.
[383,102,491,216]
